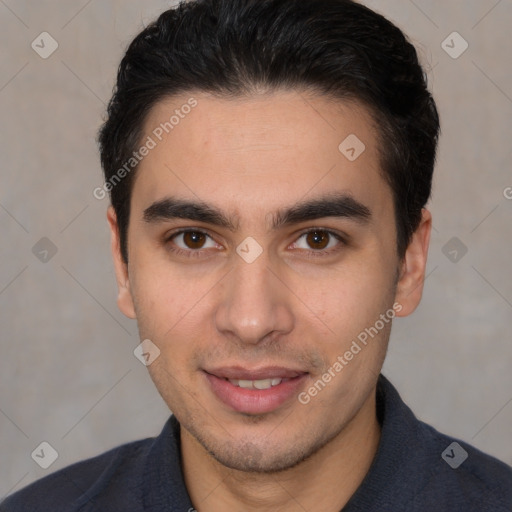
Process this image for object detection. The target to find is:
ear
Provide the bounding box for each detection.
[394,208,432,317]
[107,206,136,319]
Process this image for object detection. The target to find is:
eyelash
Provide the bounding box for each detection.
[164,228,346,260]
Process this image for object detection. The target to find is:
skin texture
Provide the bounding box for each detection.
[107,90,431,511]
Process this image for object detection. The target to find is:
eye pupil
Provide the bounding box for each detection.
[184,231,206,249]
[307,230,329,250]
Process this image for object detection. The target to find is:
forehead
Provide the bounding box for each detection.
[131,90,391,224]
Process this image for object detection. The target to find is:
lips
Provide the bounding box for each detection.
[203,366,308,414]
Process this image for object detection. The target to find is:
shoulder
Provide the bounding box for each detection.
[0,437,153,512]
[371,376,512,512]
[413,418,512,511]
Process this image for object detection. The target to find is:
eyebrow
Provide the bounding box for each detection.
[142,192,372,231]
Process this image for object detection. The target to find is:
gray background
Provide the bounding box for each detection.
[1,0,511,498]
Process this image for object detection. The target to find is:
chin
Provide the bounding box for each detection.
[188,421,338,474]
[206,442,310,474]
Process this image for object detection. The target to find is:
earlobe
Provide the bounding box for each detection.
[107,206,136,319]
[394,209,432,317]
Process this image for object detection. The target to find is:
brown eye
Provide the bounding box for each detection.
[305,230,330,250]
[291,228,345,258]
[168,230,217,253]
[182,231,207,249]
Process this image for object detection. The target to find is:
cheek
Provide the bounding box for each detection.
[130,252,211,329]
[129,260,218,376]
[297,258,394,341]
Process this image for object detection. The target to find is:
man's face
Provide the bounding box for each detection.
[109,91,426,473]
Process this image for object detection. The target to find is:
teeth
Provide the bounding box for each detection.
[228,378,284,390]
[254,379,273,390]
[238,379,255,389]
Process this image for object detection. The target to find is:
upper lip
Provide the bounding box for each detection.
[204,366,308,380]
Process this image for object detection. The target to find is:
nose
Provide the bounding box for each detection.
[214,248,294,346]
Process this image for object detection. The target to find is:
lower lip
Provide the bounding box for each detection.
[204,372,308,415]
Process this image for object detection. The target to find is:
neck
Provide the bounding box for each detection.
[181,387,380,512]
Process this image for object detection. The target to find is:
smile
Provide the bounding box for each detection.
[203,367,308,414]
